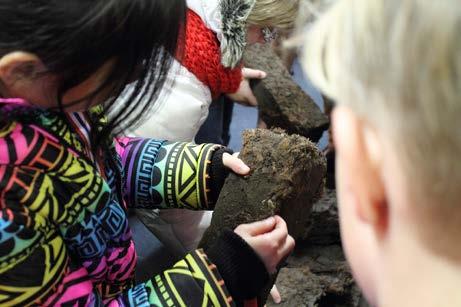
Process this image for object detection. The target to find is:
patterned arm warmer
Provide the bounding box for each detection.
[206,229,270,304]
[118,249,235,306]
[208,147,234,204]
[118,230,269,306]
[116,137,224,210]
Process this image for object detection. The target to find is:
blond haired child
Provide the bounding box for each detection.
[302,0,461,306]
[131,0,300,143]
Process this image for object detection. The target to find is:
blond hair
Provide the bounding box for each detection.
[247,0,300,29]
[302,0,461,256]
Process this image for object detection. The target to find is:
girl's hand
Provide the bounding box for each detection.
[270,285,282,304]
[222,152,250,176]
[226,68,267,107]
[234,216,295,274]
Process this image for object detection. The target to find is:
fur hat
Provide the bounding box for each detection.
[220,0,256,68]
[187,0,255,69]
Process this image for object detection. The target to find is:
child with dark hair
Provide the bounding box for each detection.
[0,1,294,306]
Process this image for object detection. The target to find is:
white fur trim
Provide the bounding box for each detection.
[220,0,256,68]
[187,0,256,68]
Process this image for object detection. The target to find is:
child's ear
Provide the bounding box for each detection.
[0,52,45,94]
[332,106,388,235]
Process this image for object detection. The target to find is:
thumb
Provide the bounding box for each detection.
[270,285,282,304]
[242,216,276,236]
[242,67,267,79]
[222,152,250,175]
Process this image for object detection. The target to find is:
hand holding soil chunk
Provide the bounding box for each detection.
[200,129,326,305]
[200,129,326,249]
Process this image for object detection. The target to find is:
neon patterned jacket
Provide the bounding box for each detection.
[0,100,268,306]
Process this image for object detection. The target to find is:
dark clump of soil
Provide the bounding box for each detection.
[244,43,329,143]
[200,128,326,306]
[267,190,370,307]
[200,128,326,249]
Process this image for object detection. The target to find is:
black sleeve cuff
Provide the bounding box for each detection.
[205,228,269,302]
[208,147,234,204]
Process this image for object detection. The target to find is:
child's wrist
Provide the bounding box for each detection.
[205,228,269,302]
[209,147,234,204]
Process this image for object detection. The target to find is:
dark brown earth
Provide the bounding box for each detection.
[200,128,326,248]
[198,134,370,306]
[267,189,371,307]
[199,128,326,305]
[243,43,329,143]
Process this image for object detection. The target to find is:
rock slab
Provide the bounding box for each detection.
[244,43,329,143]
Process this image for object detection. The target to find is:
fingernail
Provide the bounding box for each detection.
[240,164,250,173]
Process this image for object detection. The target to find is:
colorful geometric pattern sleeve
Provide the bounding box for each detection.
[117,249,234,307]
[0,165,235,306]
[116,137,222,210]
[0,109,237,306]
